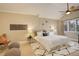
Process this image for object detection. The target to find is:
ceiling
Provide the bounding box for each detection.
[0,3,79,20]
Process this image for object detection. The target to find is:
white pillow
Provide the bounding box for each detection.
[49,32,55,36]
[37,31,43,36]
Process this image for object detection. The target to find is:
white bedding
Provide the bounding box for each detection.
[35,35,70,51]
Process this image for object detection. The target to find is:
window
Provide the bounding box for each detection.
[64,18,79,32]
[76,20,79,31]
[64,21,68,31]
[69,20,76,31]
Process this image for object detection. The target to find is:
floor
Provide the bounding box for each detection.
[19,41,34,56]
[0,40,79,56]
[69,51,79,56]
[0,48,8,56]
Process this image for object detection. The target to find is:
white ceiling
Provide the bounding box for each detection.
[0,3,79,19]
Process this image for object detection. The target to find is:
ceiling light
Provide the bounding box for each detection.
[66,10,71,14]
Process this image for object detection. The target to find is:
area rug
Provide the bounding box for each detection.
[30,41,78,56]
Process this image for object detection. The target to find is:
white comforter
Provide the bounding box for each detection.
[35,35,70,51]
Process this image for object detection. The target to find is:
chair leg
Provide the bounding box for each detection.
[65,48,70,55]
[42,49,47,56]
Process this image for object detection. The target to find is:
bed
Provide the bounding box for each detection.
[34,31,71,52]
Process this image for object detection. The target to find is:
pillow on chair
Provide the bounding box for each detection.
[0,33,9,46]
[8,42,20,49]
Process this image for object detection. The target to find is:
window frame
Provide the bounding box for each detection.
[64,18,79,32]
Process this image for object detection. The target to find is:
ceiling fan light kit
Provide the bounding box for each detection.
[65,3,71,15]
[66,10,71,14]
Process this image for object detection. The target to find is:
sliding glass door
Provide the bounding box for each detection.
[64,18,79,32]
[69,20,76,31]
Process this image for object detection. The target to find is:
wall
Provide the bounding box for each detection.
[59,11,79,41]
[38,18,58,33]
[57,20,64,35]
[0,12,40,41]
[0,12,58,41]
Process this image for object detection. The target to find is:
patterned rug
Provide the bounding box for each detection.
[30,41,79,56]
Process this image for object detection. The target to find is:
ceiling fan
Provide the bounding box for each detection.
[65,3,71,14]
[60,3,79,15]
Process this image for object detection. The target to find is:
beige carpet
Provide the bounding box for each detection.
[0,48,8,56]
[69,51,79,56]
[19,41,34,56]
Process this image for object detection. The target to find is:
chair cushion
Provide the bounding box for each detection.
[8,42,20,49]
[4,48,21,56]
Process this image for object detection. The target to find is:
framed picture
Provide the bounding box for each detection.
[10,24,27,30]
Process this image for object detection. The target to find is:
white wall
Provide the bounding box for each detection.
[0,12,40,41]
[56,20,64,35]
[38,18,57,32]
[0,12,58,41]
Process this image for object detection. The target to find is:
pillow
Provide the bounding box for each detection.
[49,32,55,36]
[37,31,43,36]
[0,36,7,44]
[43,32,49,36]
[0,33,9,46]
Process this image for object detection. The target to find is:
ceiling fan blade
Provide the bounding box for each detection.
[70,5,79,12]
[58,3,71,14]
[71,9,79,12]
[59,11,65,12]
